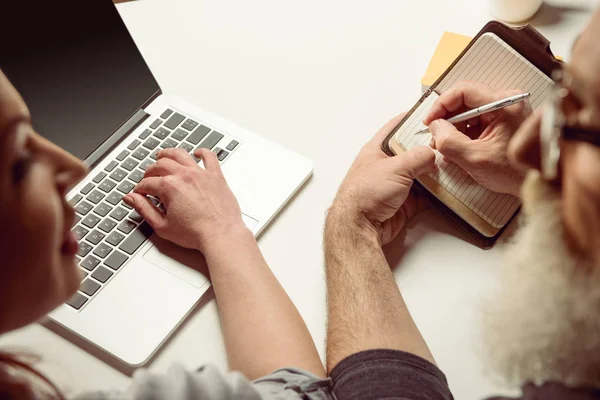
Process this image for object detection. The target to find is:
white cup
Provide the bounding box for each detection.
[489,0,543,23]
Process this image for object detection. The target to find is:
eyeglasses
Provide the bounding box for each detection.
[540,68,600,180]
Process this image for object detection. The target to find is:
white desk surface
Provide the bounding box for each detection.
[1,0,598,398]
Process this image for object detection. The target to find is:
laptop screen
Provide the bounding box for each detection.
[0,1,160,161]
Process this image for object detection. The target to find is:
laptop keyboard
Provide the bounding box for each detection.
[66,109,241,311]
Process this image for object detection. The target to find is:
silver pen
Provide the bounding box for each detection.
[415,92,530,135]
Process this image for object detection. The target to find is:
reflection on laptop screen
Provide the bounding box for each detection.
[0,1,160,161]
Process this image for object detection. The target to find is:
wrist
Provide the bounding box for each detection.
[197,223,254,256]
[326,201,380,244]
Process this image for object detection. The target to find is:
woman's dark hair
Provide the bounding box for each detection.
[0,352,63,400]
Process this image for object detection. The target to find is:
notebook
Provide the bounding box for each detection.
[382,22,562,246]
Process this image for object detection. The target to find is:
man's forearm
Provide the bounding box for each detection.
[203,226,325,380]
[324,206,435,373]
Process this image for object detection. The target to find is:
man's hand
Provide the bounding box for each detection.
[123,148,246,253]
[330,114,436,245]
[423,81,531,197]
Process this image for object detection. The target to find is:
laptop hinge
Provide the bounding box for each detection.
[141,89,162,110]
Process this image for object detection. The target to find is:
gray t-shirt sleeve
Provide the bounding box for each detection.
[74,363,333,400]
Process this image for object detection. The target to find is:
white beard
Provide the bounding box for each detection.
[481,170,600,388]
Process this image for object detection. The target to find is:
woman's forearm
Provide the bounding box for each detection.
[203,226,325,379]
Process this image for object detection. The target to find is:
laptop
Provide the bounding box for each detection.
[0,2,312,366]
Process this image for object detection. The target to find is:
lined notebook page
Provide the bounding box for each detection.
[394,33,553,229]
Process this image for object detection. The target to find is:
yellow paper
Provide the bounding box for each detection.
[421,32,472,92]
[420,31,563,93]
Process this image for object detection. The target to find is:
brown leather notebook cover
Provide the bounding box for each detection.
[381,21,562,247]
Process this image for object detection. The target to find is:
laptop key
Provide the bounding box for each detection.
[153,127,170,140]
[117,181,135,194]
[150,149,160,160]
[67,293,88,310]
[164,112,185,129]
[68,194,83,207]
[80,271,88,282]
[186,125,211,144]
[77,242,93,257]
[74,215,81,226]
[197,131,224,150]
[181,118,198,131]
[104,160,119,172]
[110,207,128,221]
[80,255,101,271]
[217,149,229,161]
[98,218,117,233]
[72,225,89,241]
[85,230,105,245]
[121,200,133,210]
[117,220,137,234]
[105,191,123,206]
[150,118,162,129]
[139,159,154,171]
[93,243,113,259]
[116,150,129,161]
[143,137,160,150]
[121,158,139,171]
[160,138,178,149]
[106,231,125,246]
[139,129,152,140]
[86,190,105,205]
[171,129,188,141]
[81,214,101,229]
[80,279,101,296]
[161,109,173,119]
[179,142,193,153]
[109,168,127,182]
[128,210,143,223]
[104,250,128,271]
[93,202,112,217]
[132,148,150,160]
[80,182,94,195]
[128,170,144,183]
[75,201,93,216]
[119,222,153,255]
[226,140,239,151]
[98,179,116,193]
[93,172,107,183]
[127,140,141,150]
[92,266,113,283]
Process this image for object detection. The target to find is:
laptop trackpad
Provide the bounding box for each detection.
[143,236,210,289]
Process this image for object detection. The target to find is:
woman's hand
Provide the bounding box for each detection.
[123,148,246,253]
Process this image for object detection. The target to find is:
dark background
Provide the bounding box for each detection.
[0,0,159,160]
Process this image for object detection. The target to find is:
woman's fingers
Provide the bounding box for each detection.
[133,176,166,198]
[144,157,183,178]
[157,147,198,167]
[123,193,165,231]
[193,148,222,172]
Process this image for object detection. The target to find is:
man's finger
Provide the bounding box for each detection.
[423,82,518,125]
[133,176,166,198]
[387,145,436,179]
[193,148,221,172]
[123,193,165,230]
[144,158,182,178]
[157,148,197,167]
[508,107,543,170]
[429,119,477,170]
